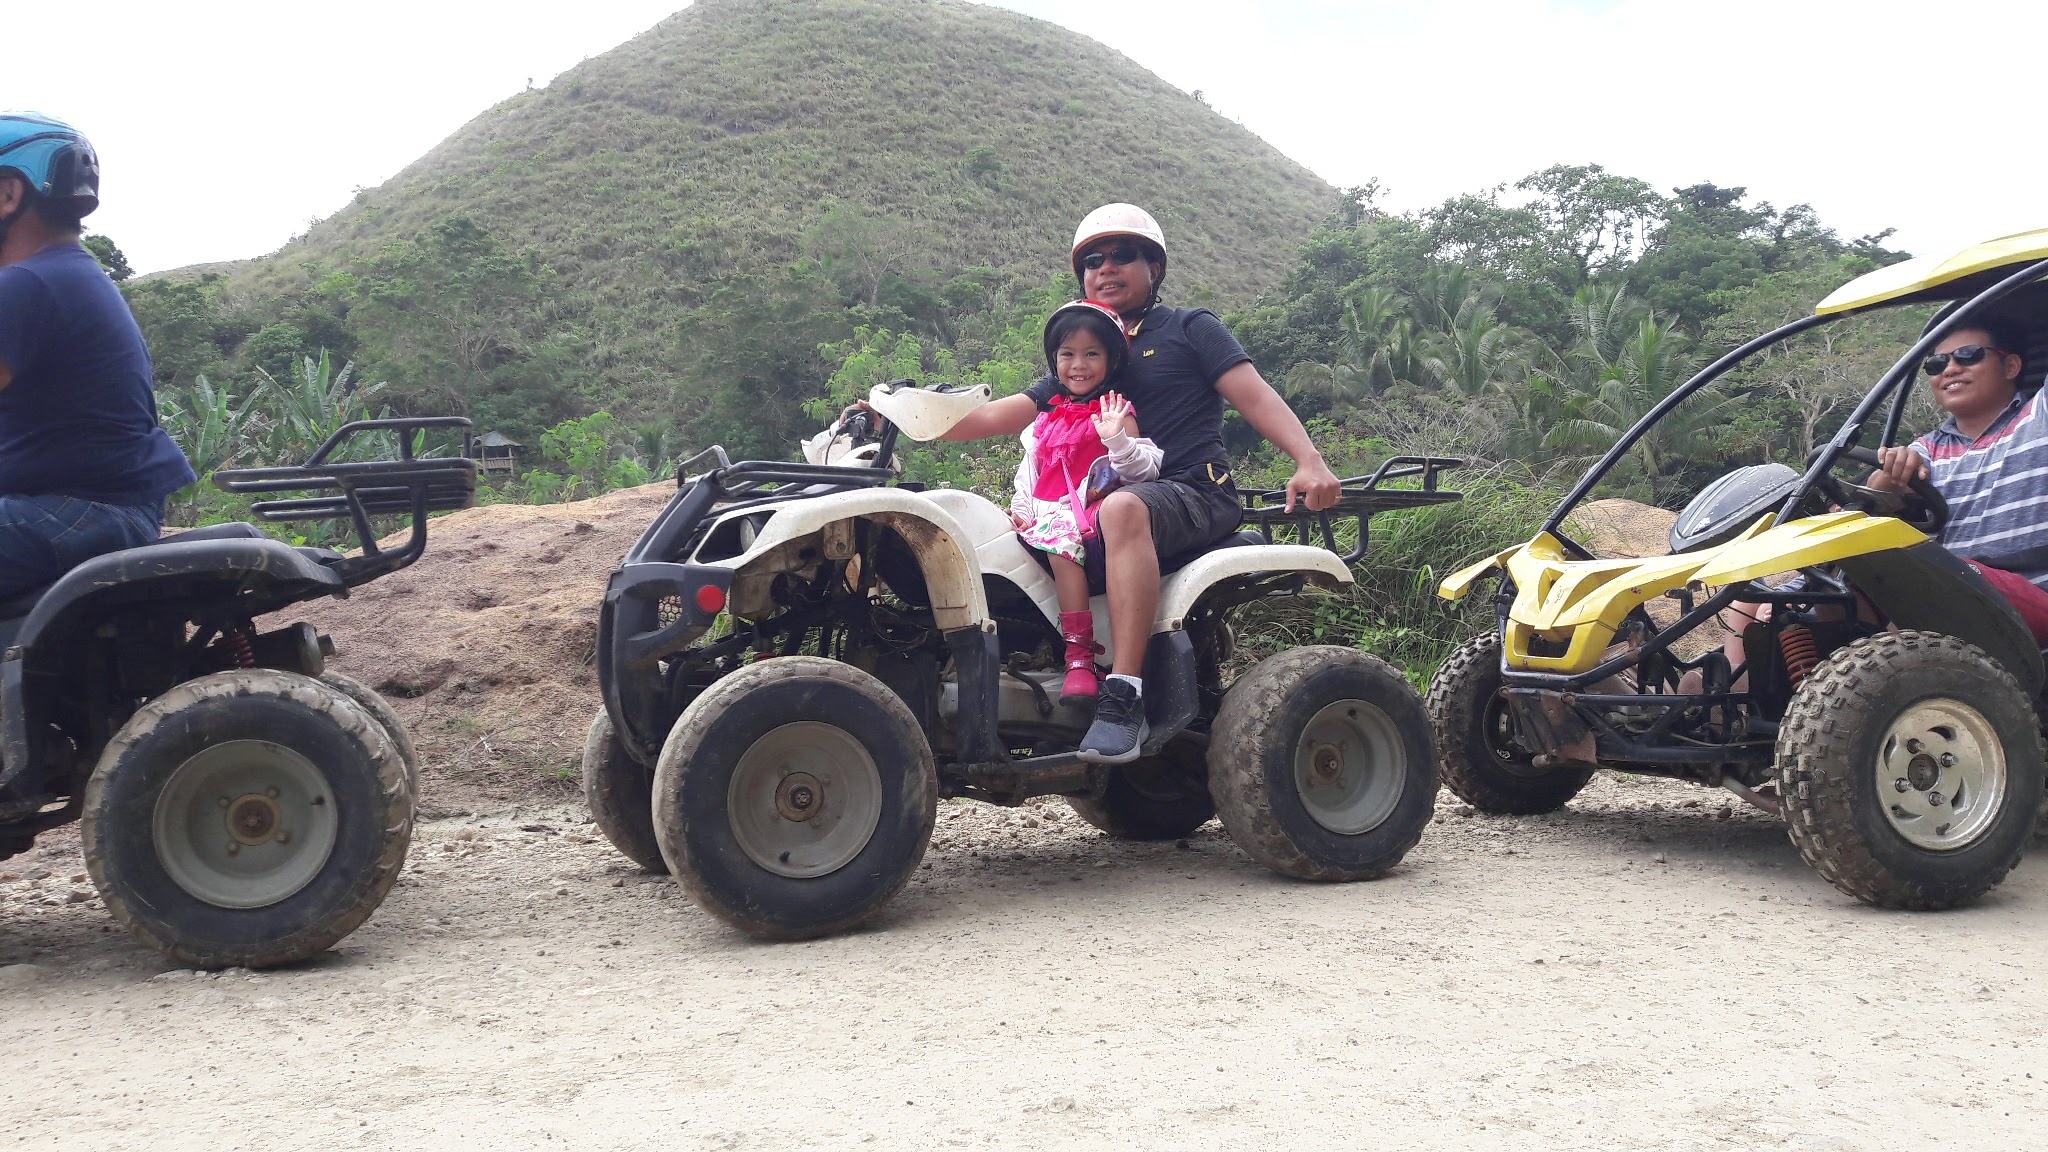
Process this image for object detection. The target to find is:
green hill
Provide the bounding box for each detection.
[163,0,1333,452]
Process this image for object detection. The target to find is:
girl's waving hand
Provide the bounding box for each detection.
[1091,391,1136,441]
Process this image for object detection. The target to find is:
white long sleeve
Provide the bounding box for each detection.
[1099,429,1163,482]
[1010,425,1040,522]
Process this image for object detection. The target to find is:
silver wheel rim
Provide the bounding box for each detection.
[727,721,883,879]
[1293,699,1407,835]
[152,739,339,909]
[1876,699,2007,851]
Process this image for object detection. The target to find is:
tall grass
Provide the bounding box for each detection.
[1231,467,1557,685]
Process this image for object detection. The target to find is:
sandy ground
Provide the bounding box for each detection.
[6,491,2039,1148]
[4,776,2044,1152]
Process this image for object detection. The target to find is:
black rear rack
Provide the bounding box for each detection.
[213,417,479,585]
[1240,455,1465,563]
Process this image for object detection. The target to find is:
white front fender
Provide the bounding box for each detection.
[714,489,989,631]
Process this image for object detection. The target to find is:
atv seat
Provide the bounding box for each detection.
[0,521,273,625]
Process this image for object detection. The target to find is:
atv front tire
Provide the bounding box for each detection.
[1427,633,1592,814]
[582,708,667,872]
[82,670,413,968]
[653,656,937,939]
[1209,646,1436,881]
[1066,739,1215,840]
[1777,631,2045,910]
[320,670,419,797]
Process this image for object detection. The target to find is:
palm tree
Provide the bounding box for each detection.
[1543,306,1728,501]
[1284,284,1412,416]
[1410,262,1498,334]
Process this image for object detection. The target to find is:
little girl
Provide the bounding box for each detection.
[1008,299,1161,703]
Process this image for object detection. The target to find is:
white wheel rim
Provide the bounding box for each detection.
[727,721,883,878]
[1876,699,2007,851]
[152,739,340,909]
[1293,700,1407,835]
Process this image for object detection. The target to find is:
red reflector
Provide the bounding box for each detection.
[695,584,726,614]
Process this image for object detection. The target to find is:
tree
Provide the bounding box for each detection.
[84,234,131,281]
[1512,165,1666,289]
[804,202,927,311]
[1542,291,1727,501]
[1708,259,1930,460]
[122,274,232,388]
[348,216,554,411]
[529,411,650,500]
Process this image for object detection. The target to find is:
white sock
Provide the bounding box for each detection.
[1107,674,1142,697]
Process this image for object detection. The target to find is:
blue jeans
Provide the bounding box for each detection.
[0,495,163,599]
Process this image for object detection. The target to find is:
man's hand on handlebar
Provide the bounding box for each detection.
[1868,446,1927,494]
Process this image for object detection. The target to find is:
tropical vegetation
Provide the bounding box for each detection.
[115,0,1941,675]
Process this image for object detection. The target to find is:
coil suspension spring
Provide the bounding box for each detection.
[226,628,257,669]
[1779,625,1818,690]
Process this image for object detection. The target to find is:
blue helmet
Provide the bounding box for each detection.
[0,111,100,217]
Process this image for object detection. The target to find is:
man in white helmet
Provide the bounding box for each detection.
[1034,204,1340,762]
[924,203,1340,761]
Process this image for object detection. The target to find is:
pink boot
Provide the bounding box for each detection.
[1059,611,1102,705]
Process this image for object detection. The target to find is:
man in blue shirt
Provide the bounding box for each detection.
[0,113,194,599]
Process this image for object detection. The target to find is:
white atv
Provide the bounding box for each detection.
[585,380,1464,938]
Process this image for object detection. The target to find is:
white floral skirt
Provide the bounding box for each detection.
[1018,501,1087,565]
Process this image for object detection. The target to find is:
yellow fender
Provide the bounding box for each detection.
[1438,545,1518,601]
[1692,511,1928,587]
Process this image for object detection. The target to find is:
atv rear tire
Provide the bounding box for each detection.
[1427,632,1593,814]
[1209,646,1436,881]
[1776,630,2045,910]
[582,707,667,873]
[653,656,937,940]
[82,670,413,968]
[1066,739,1215,840]
[320,670,419,797]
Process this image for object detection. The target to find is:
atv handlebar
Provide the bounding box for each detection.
[1240,456,1465,563]
[213,417,480,585]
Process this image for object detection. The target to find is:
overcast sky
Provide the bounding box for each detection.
[5,0,2039,275]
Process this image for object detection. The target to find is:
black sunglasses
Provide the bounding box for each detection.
[1080,244,1145,272]
[1922,344,2004,376]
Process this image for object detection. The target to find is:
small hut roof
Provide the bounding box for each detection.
[478,431,522,448]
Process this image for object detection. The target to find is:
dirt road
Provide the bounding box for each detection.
[5,777,2044,1151]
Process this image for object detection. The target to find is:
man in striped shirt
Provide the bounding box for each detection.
[1873,321,2048,644]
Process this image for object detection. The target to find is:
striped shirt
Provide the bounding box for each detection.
[1910,389,2048,591]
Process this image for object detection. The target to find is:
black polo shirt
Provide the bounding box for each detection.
[1025,305,1249,477]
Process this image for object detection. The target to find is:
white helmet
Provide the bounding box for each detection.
[1071,202,1166,292]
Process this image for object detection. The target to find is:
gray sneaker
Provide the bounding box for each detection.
[1077,678,1147,764]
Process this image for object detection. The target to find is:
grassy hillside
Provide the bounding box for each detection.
[161,0,1333,450]
[287,0,1327,299]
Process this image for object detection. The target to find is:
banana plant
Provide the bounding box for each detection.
[160,374,269,477]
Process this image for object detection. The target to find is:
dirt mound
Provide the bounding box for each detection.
[1569,497,1677,558]
[279,482,676,809]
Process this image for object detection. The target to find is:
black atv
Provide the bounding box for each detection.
[0,417,474,967]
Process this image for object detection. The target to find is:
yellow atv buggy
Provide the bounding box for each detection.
[1429,230,2048,910]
